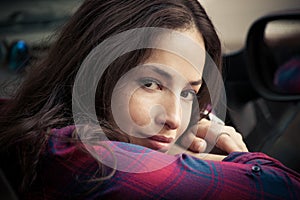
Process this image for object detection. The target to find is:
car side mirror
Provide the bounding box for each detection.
[246,10,300,101]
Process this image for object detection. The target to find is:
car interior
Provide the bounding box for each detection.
[0,1,300,199]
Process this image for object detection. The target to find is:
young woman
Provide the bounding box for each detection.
[0,0,299,199]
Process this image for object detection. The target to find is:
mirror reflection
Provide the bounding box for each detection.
[264,19,300,94]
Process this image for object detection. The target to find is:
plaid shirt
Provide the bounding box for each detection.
[25,126,300,200]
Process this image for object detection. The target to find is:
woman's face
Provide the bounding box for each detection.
[111,28,206,152]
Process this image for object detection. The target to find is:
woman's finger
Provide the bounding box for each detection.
[215,129,248,153]
[215,133,241,153]
[189,137,207,153]
[195,118,248,153]
[179,130,207,153]
[196,118,225,144]
[195,118,211,139]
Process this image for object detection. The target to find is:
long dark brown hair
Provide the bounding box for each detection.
[0,0,221,192]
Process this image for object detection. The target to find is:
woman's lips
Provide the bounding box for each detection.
[147,135,174,151]
[149,135,174,143]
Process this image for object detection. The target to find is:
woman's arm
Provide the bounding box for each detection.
[25,126,300,200]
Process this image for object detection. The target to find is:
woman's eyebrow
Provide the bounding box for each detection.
[190,79,202,86]
[149,65,202,85]
[150,66,172,80]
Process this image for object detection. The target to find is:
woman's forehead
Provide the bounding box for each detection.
[143,49,203,82]
[151,28,206,74]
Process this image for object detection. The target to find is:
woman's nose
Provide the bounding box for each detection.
[155,94,181,130]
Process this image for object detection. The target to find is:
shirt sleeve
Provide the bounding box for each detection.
[25,126,300,200]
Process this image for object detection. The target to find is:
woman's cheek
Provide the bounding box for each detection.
[129,92,153,127]
[178,102,193,135]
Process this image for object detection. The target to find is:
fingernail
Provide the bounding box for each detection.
[197,141,206,152]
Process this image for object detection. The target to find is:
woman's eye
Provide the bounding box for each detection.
[181,90,196,101]
[139,78,162,90]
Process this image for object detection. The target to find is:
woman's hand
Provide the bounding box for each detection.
[182,118,248,154]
